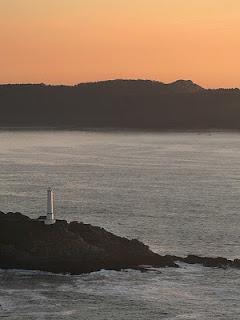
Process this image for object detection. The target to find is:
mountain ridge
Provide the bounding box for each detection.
[1,79,238,91]
[0,79,240,129]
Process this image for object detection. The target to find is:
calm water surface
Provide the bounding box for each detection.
[0,130,239,319]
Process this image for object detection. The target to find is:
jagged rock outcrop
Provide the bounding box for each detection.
[0,212,239,274]
[0,212,176,274]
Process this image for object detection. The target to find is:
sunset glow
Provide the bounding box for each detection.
[1,0,240,88]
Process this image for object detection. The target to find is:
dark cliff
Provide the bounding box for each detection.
[1,79,240,130]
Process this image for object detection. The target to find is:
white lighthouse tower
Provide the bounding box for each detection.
[45,187,56,225]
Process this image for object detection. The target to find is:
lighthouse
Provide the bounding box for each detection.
[45,188,56,225]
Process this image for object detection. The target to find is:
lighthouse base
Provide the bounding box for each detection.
[44,219,56,225]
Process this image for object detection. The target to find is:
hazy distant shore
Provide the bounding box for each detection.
[1,126,240,133]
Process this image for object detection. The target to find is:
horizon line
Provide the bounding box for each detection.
[0,78,239,90]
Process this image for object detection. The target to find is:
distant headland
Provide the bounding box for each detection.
[1,79,240,130]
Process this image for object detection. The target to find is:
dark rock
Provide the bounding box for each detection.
[232,259,240,268]
[0,212,239,274]
[182,255,231,268]
[0,212,177,274]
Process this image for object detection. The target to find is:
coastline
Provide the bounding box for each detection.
[0,212,239,275]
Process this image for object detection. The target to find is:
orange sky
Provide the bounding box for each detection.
[1,0,240,88]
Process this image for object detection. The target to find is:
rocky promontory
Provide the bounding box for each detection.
[0,212,239,274]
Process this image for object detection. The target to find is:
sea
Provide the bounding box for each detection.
[0,130,239,319]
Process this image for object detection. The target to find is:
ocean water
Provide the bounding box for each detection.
[0,130,239,319]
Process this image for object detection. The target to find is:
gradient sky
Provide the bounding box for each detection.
[1,0,240,88]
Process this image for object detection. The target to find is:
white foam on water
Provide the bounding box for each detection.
[0,268,72,277]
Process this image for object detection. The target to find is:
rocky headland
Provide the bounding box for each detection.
[0,211,239,274]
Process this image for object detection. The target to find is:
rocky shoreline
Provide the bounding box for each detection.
[0,212,239,274]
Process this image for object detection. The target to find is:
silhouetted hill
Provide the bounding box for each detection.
[0,79,240,129]
[168,80,203,93]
